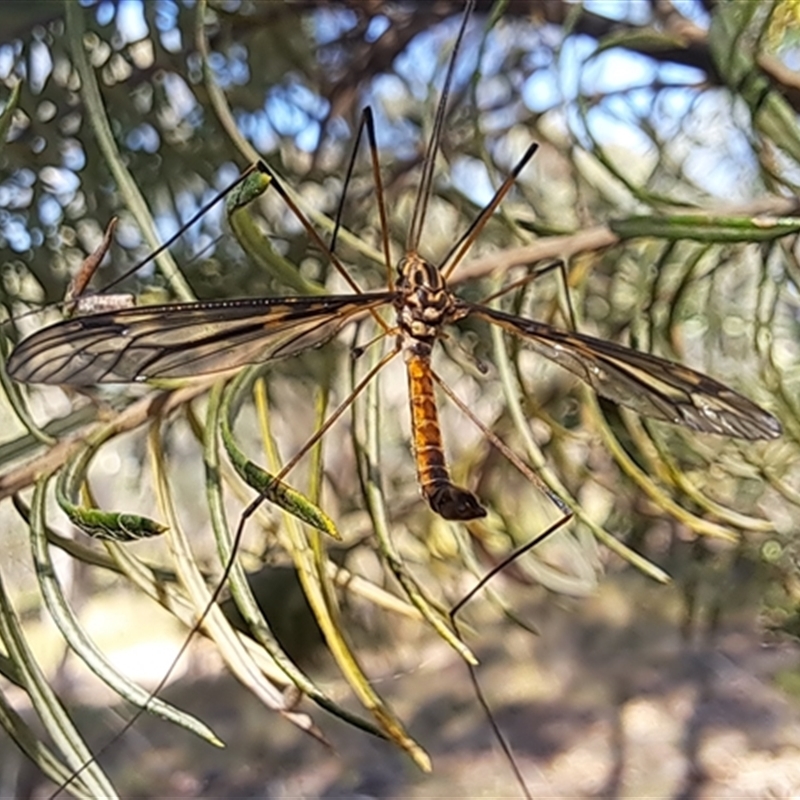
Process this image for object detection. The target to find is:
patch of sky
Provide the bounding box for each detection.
[582,48,656,97]
[29,39,53,94]
[394,39,436,100]
[154,0,182,48]
[214,163,243,194]
[539,34,595,111]
[154,0,182,52]
[312,8,353,74]
[193,194,225,258]
[0,170,34,213]
[564,44,673,157]
[0,181,32,212]
[154,0,178,31]
[684,146,753,202]
[678,92,759,201]
[235,109,277,155]
[650,84,698,141]
[450,156,495,211]
[538,23,564,60]
[177,189,199,225]
[313,8,358,46]
[523,70,562,113]
[264,92,302,136]
[116,0,149,45]
[37,193,63,227]
[324,114,351,148]
[601,91,649,128]
[0,44,17,80]
[671,0,710,27]
[783,47,800,71]
[772,150,800,194]
[16,169,35,189]
[226,44,250,85]
[206,44,249,89]
[4,215,32,252]
[315,42,345,75]
[382,21,484,152]
[288,81,327,120]
[206,52,228,86]
[295,123,320,152]
[160,26,182,53]
[657,61,705,87]
[580,103,656,154]
[96,1,115,27]
[29,226,45,249]
[365,15,390,44]
[125,122,160,153]
[264,81,325,152]
[585,0,652,25]
[115,215,144,250]
[468,29,519,125]
[62,139,87,172]
[476,75,517,133]
[40,166,79,199]
[361,74,419,161]
[512,24,563,112]
[151,200,184,252]
[202,187,227,235]
[162,72,197,120]
[171,187,220,257]
[394,24,455,102]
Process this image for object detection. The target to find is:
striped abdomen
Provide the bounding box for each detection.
[406,351,486,521]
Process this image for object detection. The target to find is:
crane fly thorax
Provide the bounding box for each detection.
[395,252,457,349]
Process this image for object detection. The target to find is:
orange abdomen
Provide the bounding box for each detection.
[406,352,486,521]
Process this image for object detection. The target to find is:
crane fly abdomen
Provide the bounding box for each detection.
[396,251,485,521]
[406,350,486,521]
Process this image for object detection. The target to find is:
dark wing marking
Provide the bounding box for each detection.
[460,301,781,441]
[8,293,394,385]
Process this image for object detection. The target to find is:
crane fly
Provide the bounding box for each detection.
[4,0,783,510]
[3,2,783,797]
[4,6,781,506]
[5,0,781,523]
[6,201,782,523]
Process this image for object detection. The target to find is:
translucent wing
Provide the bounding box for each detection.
[8,293,394,385]
[461,301,781,440]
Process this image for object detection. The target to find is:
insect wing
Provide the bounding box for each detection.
[462,301,781,441]
[8,293,393,385]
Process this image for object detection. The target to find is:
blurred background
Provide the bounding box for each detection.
[1,0,800,796]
